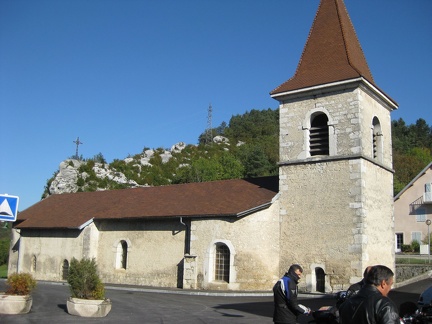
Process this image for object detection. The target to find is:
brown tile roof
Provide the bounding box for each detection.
[15,176,278,229]
[271,0,378,96]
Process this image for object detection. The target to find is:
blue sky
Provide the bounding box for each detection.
[1,0,431,211]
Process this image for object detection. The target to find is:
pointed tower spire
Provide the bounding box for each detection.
[271,0,387,98]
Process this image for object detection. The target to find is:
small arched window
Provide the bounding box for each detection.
[310,113,329,156]
[116,240,128,269]
[372,117,383,161]
[214,243,230,282]
[62,259,69,280]
[30,255,37,273]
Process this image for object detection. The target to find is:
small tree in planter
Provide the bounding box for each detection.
[66,258,111,317]
[0,273,37,314]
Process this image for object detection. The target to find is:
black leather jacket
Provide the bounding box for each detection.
[339,284,400,324]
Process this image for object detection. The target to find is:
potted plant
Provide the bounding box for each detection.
[0,272,37,314]
[66,257,112,317]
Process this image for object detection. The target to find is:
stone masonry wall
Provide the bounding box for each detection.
[190,201,280,291]
[278,83,394,292]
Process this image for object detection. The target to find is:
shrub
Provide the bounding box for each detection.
[401,244,412,253]
[67,258,105,300]
[411,240,420,253]
[5,273,36,295]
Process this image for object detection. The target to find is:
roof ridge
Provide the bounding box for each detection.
[335,0,374,83]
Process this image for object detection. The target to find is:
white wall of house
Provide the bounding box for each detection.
[394,165,432,248]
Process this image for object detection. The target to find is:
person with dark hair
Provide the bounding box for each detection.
[346,265,372,298]
[339,265,399,324]
[273,264,311,324]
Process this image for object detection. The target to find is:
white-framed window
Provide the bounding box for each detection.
[214,243,230,282]
[206,240,236,286]
[396,233,403,251]
[425,183,432,202]
[412,232,421,243]
[416,208,426,222]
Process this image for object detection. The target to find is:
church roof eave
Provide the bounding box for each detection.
[271,77,398,110]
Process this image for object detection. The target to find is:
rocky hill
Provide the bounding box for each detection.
[46,141,188,196]
[43,108,280,198]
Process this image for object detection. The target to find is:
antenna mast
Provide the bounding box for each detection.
[73,137,83,160]
[206,103,213,144]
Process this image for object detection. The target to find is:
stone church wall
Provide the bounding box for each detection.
[96,218,186,287]
[279,160,356,292]
[9,228,86,281]
[190,201,280,291]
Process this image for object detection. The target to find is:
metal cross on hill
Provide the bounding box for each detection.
[73,137,83,160]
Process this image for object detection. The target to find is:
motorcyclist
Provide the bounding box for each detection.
[273,264,311,324]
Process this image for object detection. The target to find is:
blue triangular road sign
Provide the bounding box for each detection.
[0,194,19,221]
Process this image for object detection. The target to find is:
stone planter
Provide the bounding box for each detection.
[66,297,112,317]
[0,293,33,314]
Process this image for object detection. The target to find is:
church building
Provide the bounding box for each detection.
[9,0,397,292]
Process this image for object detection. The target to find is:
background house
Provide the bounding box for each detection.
[394,162,432,251]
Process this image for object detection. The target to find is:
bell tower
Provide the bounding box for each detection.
[271,0,398,292]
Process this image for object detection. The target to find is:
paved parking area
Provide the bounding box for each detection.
[0,278,430,323]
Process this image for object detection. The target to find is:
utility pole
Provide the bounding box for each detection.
[427,219,431,263]
[73,137,83,160]
[206,103,213,145]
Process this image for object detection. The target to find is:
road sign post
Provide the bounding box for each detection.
[0,194,19,222]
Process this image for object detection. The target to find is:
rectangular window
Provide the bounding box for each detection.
[416,208,426,222]
[425,183,432,202]
[412,232,421,243]
[396,233,403,250]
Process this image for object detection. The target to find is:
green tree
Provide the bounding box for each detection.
[236,144,275,177]
[392,118,432,195]
[217,152,244,179]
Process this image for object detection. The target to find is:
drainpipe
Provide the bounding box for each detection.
[179,217,190,255]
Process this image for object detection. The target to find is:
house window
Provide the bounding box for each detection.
[425,183,432,202]
[310,113,329,156]
[214,243,230,282]
[372,117,383,161]
[30,255,37,272]
[62,259,69,280]
[116,240,128,269]
[412,232,421,243]
[416,208,426,222]
[396,233,403,251]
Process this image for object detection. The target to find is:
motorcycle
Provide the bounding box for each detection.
[309,291,347,324]
[400,302,432,323]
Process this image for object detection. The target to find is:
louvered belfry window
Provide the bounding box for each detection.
[372,117,382,160]
[215,243,230,282]
[310,113,329,156]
